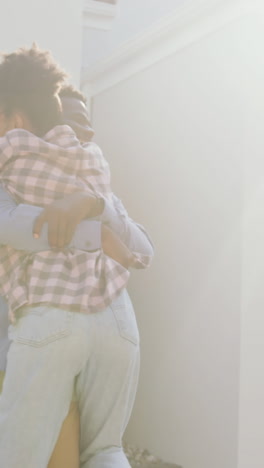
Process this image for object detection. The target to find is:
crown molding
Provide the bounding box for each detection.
[82,0,119,30]
[81,0,259,98]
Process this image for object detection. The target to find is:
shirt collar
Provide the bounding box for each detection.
[43,125,80,147]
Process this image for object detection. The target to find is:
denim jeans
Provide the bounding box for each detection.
[0,298,10,371]
[0,289,140,468]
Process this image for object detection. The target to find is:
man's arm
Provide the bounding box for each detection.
[99,194,154,269]
[73,141,154,268]
[0,185,101,252]
[0,184,153,268]
[31,189,154,268]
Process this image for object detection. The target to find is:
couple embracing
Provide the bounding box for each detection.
[0,45,153,468]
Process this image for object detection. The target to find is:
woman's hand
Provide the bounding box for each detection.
[33,191,104,248]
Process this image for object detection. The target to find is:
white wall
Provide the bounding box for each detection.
[90,5,264,468]
[82,0,186,68]
[0,0,83,84]
[237,11,264,468]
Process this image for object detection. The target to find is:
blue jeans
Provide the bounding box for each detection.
[0,289,140,468]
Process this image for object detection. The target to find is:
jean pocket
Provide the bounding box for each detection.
[8,306,73,347]
[110,290,139,345]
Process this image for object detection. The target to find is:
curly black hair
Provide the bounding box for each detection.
[0,45,68,136]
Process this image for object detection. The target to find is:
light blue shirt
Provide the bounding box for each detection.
[0,185,153,256]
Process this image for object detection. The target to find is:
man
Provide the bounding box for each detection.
[0,83,153,372]
[0,46,153,468]
[0,84,153,467]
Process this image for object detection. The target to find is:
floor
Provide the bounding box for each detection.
[124,443,181,468]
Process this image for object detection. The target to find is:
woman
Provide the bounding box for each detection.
[0,84,153,467]
[0,46,153,468]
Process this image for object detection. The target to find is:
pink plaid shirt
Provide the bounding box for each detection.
[0,125,130,320]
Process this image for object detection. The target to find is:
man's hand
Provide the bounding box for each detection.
[101,225,133,269]
[33,191,104,248]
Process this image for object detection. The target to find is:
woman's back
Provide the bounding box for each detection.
[0,126,129,319]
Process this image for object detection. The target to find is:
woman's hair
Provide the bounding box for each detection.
[0,45,68,136]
